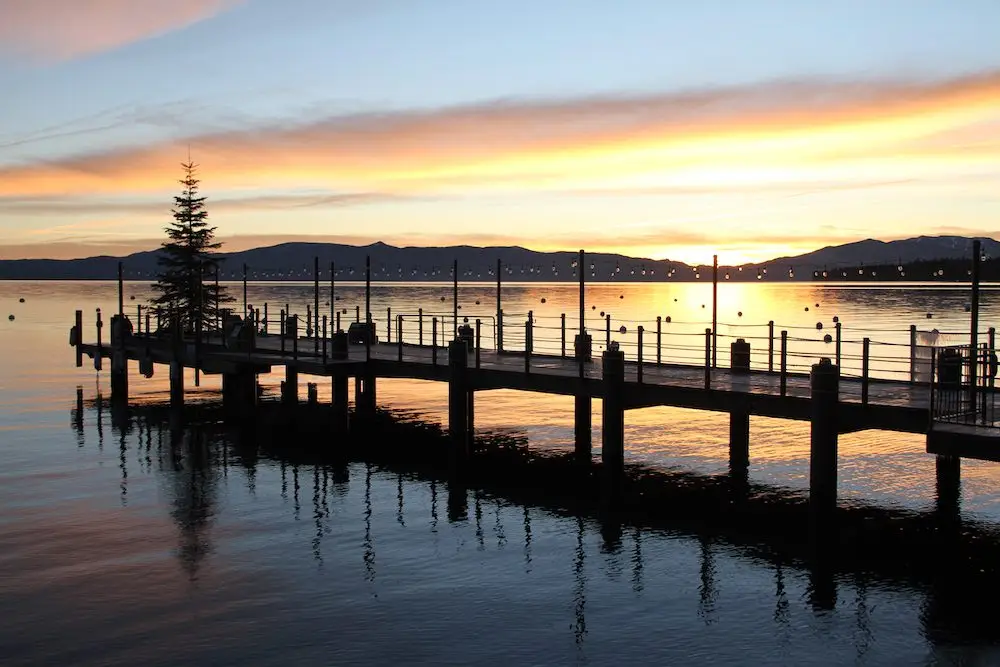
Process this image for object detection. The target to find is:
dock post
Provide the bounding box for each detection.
[934,454,961,523]
[637,326,644,383]
[109,314,129,403]
[768,321,775,372]
[419,308,424,346]
[169,313,183,411]
[397,315,404,362]
[387,307,392,344]
[704,328,711,389]
[74,310,83,367]
[809,358,840,529]
[332,374,350,434]
[601,349,626,506]
[605,314,611,348]
[575,393,592,464]
[280,309,286,355]
[497,258,503,352]
[322,316,328,362]
[432,317,438,365]
[729,397,750,473]
[283,364,298,406]
[525,313,532,374]
[307,382,318,406]
[448,339,470,471]
[712,254,718,368]
[356,372,376,418]
[656,316,662,365]
[95,308,103,371]
[560,314,566,358]
[780,330,788,396]
[909,324,917,382]
[222,368,256,417]
[835,322,842,367]
[263,303,268,335]
[475,319,481,369]
[861,338,870,404]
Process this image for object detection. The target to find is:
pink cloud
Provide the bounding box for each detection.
[0,0,244,61]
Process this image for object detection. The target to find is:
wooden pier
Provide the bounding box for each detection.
[69,246,999,519]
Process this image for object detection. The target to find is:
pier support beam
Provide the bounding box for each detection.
[332,374,350,434]
[449,339,470,471]
[222,368,256,417]
[602,349,625,506]
[935,454,961,523]
[729,400,750,473]
[355,372,376,418]
[575,394,592,463]
[809,358,839,529]
[283,365,298,405]
[110,315,129,403]
[169,361,184,411]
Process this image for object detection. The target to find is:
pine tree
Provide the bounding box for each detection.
[152,162,232,331]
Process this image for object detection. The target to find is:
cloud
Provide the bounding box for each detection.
[1,70,999,201]
[0,0,244,62]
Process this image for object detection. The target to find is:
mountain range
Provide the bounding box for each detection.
[0,235,997,282]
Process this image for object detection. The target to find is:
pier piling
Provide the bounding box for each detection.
[449,339,470,471]
[809,358,840,527]
[602,349,625,505]
[332,374,350,434]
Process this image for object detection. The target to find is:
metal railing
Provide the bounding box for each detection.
[929,344,999,428]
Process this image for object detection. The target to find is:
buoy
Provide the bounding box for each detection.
[18,298,24,303]
[129,295,135,301]
[7,314,13,321]
[815,303,819,308]
[600,311,605,317]
[737,311,743,317]
[591,305,596,310]
[701,304,705,308]
[805,307,809,312]
[926,313,933,319]
[541,298,546,304]
[665,316,672,323]
[823,334,833,343]
[440,296,446,302]
[816,322,823,330]
[475,300,481,305]
[832,316,839,323]
[619,325,627,334]
[619,295,624,300]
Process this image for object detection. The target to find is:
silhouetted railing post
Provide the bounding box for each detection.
[306,305,312,339]
[145,309,150,339]
[498,309,504,353]
[561,313,566,358]
[656,316,662,365]
[117,261,124,317]
[280,309,286,355]
[810,358,840,529]
[637,325,644,383]
[322,315,328,362]
[704,328,711,389]
[74,310,83,367]
[525,312,533,374]
[263,303,268,335]
[835,321,842,367]
[95,308,103,371]
[475,319,482,369]
[605,314,611,348]
[291,315,298,361]
[990,327,997,390]
[387,307,392,343]
[780,330,788,396]
[397,314,403,362]
[909,324,917,382]
[336,311,341,333]
[432,317,438,366]
[768,320,775,372]
[356,305,360,323]
[862,337,870,404]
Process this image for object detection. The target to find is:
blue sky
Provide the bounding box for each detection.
[2,0,999,262]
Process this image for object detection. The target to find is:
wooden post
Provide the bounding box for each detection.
[704,328,711,390]
[909,324,917,382]
[432,317,438,366]
[110,314,128,402]
[970,239,982,409]
[263,303,268,335]
[768,321,775,372]
[730,394,750,473]
[356,305,360,323]
[280,309,286,355]
[419,308,424,346]
[95,308,103,371]
[330,261,336,333]
[602,349,626,506]
[284,363,298,406]
[990,327,996,389]
[313,256,320,352]
[525,311,533,374]
[578,249,586,338]
[637,325,644,383]
[387,307,392,344]
[605,313,611,347]
[145,310,150,339]
[810,358,840,527]
[656,316,662,365]
[862,337,870,404]
[306,305,312,339]
[332,374,349,434]
[365,256,372,339]
[242,263,248,318]
[575,392,591,464]
[712,254,718,368]
[452,258,459,338]
[497,258,503,352]
[397,315,403,362]
[136,304,142,335]
[289,315,298,361]
[561,313,566,358]
[475,318,481,369]
[117,261,124,317]
[322,315,328,363]
[449,339,470,471]
[74,310,83,367]
[835,322,842,367]
[780,330,788,396]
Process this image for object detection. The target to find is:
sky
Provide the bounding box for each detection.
[1,0,999,264]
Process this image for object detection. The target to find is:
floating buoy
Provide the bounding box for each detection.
[815,303,820,308]
[674,298,678,302]
[832,316,839,323]
[541,298,546,304]
[600,311,605,317]
[737,311,743,317]
[804,307,809,312]
[619,295,624,300]
[463,317,469,323]
[665,316,672,323]
[823,334,833,343]
[325,301,330,306]
[475,300,481,305]
[129,295,135,301]
[18,298,24,303]
[619,325,627,334]
[701,304,705,308]
[591,305,596,310]
[440,296,446,302]
[7,314,13,321]
[335,296,341,301]
[816,322,823,330]
[926,313,933,319]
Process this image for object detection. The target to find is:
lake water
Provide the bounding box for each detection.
[2,280,1000,665]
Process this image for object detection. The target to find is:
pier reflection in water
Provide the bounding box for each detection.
[1,393,987,665]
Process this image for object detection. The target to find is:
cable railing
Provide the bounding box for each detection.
[95,298,998,407]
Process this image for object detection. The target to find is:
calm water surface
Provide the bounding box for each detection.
[2,280,1000,665]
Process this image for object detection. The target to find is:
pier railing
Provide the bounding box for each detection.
[102,303,997,408]
[929,344,999,428]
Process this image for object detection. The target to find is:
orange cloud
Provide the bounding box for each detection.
[1,71,999,200]
[0,0,244,61]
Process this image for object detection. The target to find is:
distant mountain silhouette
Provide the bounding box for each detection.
[0,235,997,282]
